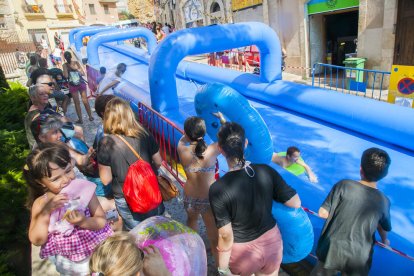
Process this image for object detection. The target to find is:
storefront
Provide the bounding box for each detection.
[308,0,359,68]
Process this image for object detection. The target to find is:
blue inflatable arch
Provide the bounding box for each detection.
[69,26,97,47]
[87,27,158,67]
[74,26,116,51]
[149,22,282,113]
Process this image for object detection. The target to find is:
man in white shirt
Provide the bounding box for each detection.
[98,63,127,95]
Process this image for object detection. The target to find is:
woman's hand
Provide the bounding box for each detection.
[65,210,86,225]
[43,193,68,214]
[212,112,226,124]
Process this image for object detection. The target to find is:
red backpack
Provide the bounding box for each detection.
[116,135,162,213]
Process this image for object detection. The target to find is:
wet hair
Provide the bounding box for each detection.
[38,58,47,68]
[184,116,207,159]
[100,67,107,74]
[24,143,71,209]
[116,63,127,74]
[103,97,147,137]
[286,146,300,157]
[64,51,72,63]
[217,122,246,167]
[89,232,144,276]
[95,94,115,119]
[30,113,63,143]
[360,147,391,182]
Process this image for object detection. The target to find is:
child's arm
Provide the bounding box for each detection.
[378,224,390,245]
[66,195,107,230]
[29,194,69,246]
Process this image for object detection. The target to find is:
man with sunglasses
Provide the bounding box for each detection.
[37,74,69,115]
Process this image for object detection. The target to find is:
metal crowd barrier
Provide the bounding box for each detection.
[137,102,185,187]
[312,63,390,101]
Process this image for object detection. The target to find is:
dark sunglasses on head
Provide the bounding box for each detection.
[41,82,54,87]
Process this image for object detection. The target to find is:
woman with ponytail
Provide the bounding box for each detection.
[209,122,301,276]
[177,114,225,264]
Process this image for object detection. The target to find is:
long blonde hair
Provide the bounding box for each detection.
[103,97,147,137]
[89,232,144,276]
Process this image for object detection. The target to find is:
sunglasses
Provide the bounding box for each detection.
[41,82,54,87]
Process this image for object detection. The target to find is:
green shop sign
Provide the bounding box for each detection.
[307,0,359,15]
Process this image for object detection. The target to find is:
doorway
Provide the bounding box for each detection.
[325,10,358,66]
[394,0,414,65]
[309,10,358,68]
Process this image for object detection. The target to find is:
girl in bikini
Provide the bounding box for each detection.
[177,114,225,264]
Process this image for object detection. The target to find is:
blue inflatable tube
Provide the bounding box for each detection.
[74,26,116,51]
[69,26,97,47]
[195,83,273,164]
[87,27,157,67]
[149,22,282,113]
[272,202,314,263]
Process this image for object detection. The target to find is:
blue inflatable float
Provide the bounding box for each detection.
[195,83,273,164]
[272,202,314,263]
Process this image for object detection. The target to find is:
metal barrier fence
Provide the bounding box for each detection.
[137,102,186,187]
[312,63,391,101]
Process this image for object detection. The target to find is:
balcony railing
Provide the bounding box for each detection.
[55,4,75,18]
[22,4,45,19]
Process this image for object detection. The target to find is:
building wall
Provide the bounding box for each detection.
[8,0,83,48]
[357,0,397,72]
[157,0,399,79]
[83,0,119,25]
[232,5,264,23]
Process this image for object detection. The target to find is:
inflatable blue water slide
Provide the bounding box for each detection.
[70,22,414,274]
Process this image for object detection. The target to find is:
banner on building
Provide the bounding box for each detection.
[388,65,414,108]
[232,0,263,12]
[307,0,359,15]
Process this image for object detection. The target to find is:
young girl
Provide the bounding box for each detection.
[177,114,225,264]
[63,51,93,123]
[89,232,170,276]
[24,143,113,275]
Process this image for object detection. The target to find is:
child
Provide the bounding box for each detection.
[89,232,170,276]
[311,147,391,276]
[24,143,113,275]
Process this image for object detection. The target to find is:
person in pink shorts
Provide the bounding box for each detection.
[209,122,301,276]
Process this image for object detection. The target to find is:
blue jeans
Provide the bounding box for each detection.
[114,197,165,231]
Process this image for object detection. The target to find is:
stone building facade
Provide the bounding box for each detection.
[157,0,410,78]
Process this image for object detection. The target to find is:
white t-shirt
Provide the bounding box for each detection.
[53,47,62,58]
[98,72,121,95]
[162,26,170,35]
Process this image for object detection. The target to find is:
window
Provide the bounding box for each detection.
[103,4,109,14]
[89,4,96,15]
[211,2,220,13]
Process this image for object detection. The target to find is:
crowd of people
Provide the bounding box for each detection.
[20,40,392,275]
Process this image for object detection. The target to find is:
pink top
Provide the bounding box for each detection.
[40,179,113,261]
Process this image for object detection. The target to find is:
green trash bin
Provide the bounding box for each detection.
[343,58,366,91]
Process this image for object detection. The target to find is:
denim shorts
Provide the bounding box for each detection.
[114,197,165,231]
